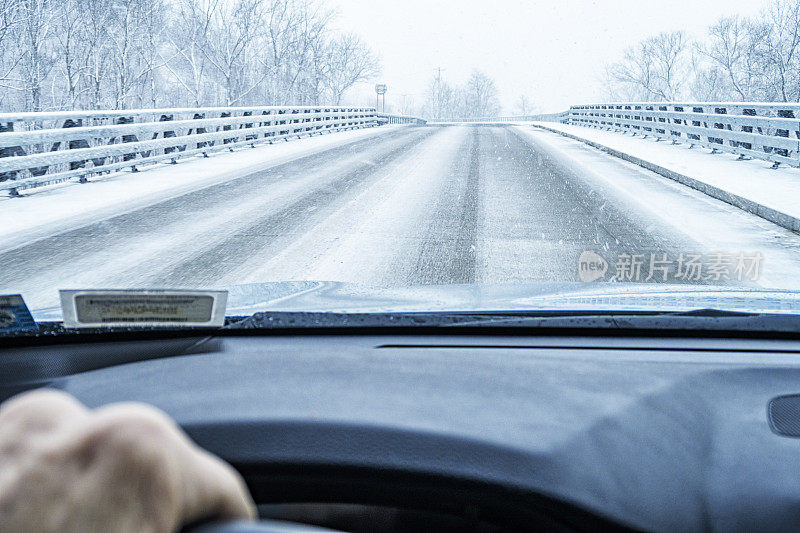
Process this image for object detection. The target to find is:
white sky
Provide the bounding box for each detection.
[334,0,773,114]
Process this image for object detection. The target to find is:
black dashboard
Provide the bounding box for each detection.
[4,331,800,532]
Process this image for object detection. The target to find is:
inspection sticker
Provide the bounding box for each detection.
[0,295,37,333]
[59,290,228,328]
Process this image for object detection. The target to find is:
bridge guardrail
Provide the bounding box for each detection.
[567,102,800,168]
[428,113,568,124]
[375,113,427,125]
[0,106,392,195]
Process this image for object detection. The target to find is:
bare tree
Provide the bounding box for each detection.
[699,15,770,100]
[462,70,500,117]
[0,0,18,46]
[258,0,333,105]
[424,68,454,119]
[52,0,90,109]
[0,0,381,111]
[423,69,500,118]
[163,0,218,106]
[200,0,266,105]
[0,0,24,105]
[304,30,329,105]
[14,0,59,111]
[688,52,728,101]
[294,1,332,104]
[322,34,379,105]
[135,0,169,107]
[608,31,689,101]
[105,0,170,109]
[763,0,800,101]
[514,94,535,115]
[607,40,658,101]
[604,3,800,103]
[80,0,115,109]
[259,0,308,104]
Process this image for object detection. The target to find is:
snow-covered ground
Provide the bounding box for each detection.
[0,125,406,253]
[533,121,800,231]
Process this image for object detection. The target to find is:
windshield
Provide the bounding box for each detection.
[2,0,800,325]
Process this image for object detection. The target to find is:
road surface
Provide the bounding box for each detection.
[3,124,800,312]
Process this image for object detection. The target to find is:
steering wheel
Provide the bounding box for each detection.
[187,519,338,532]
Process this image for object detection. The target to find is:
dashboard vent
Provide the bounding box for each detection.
[768,395,800,437]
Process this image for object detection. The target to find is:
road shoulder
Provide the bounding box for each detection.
[530,122,800,234]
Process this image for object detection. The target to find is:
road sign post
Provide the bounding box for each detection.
[375,84,387,113]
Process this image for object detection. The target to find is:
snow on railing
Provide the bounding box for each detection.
[568,102,800,168]
[0,106,391,195]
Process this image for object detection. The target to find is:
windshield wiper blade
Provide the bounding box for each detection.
[224,308,800,334]
[5,309,800,342]
[438,309,800,332]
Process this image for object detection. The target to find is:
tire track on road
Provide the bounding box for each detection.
[149,127,441,286]
[407,126,482,285]
[482,126,744,284]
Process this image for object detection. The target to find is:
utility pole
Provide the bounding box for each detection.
[400,93,410,115]
[433,67,445,119]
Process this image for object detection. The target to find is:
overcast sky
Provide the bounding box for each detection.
[334,0,773,113]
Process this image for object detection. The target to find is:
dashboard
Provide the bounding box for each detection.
[4,331,800,532]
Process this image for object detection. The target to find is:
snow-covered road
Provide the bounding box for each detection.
[3,124,800,312]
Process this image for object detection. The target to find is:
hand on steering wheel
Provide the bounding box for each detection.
[0,389,255,533]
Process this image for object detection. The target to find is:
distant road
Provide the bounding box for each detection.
[3,124,800,311]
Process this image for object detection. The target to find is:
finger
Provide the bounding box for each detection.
[70,404,189,533]
[91,403,255,523]
[0,389,89,422]
[180,447,257,524]
[0,389,89,442]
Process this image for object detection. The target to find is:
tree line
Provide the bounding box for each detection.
[0,0,379,112]
[423,69,502,120]
[607,0,800,102]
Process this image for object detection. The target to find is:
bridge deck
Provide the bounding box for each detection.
[2,125,800,313]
